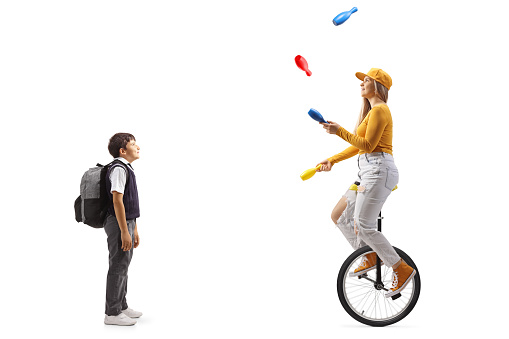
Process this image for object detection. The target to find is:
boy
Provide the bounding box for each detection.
[103,133,142,326]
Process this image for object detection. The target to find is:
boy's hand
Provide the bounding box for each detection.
[134,229,140,248]
[121,230,133,251]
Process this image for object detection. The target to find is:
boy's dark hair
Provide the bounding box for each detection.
[108,133,136,158]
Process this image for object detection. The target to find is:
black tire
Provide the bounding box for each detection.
[337,246,420,327]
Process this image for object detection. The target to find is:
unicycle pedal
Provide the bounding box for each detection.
[391,293,401,300]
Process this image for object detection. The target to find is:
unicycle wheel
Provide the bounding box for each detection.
[337,246,421,327]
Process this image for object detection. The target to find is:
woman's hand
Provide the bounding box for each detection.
[316,159,332,172]
[320,121,341,134]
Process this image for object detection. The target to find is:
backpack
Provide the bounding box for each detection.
[74,159,130,228]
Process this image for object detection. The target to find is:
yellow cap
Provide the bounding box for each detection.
[355,68,392,90]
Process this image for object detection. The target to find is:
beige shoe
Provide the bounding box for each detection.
[104,313,137,326]
[349,252,384,277]
[122,307,143,318]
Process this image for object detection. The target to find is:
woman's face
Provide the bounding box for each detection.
[360,76,376,98]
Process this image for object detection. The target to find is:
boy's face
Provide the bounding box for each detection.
[120,139,140,163]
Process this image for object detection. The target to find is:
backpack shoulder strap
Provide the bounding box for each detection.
[107,159,130,184]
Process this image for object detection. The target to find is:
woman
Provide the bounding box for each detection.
[317,68,415,297]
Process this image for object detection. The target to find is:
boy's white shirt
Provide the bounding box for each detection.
[109,157,132,194]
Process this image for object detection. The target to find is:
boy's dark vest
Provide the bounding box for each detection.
[105,162,140,220]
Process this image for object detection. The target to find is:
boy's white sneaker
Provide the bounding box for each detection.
[104,313,137,326]
[122,307,143,318]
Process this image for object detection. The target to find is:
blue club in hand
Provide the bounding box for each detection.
[308,108,329,124]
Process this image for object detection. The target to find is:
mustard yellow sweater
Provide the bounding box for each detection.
[328,104,393,165]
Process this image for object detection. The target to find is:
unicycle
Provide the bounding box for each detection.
[337,209,421,327]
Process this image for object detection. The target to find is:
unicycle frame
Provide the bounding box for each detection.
[370,210,401,300]
[376,211,382,289]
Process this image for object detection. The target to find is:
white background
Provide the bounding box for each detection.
[1,0,507,337]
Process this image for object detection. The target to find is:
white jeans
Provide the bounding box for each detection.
[336,152,401,267]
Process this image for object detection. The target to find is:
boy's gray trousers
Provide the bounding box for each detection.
[104,214,135,316]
